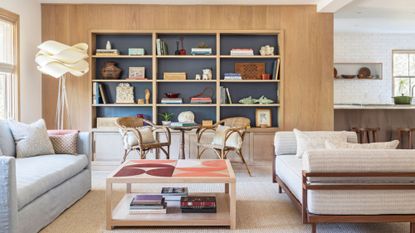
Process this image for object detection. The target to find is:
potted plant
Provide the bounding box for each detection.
[159,112,174,126]
[393,79,412,104]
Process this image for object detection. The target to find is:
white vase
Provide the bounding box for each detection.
[162,121,171,126]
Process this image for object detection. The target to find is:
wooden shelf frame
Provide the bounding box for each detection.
[89,30,284,129]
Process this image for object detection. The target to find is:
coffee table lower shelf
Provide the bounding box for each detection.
[110,193,231,228]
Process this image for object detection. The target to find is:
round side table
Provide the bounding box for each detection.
[168,125,200,159]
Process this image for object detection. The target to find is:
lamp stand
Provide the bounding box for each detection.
[55,74,71,129]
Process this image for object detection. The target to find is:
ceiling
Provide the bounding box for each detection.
[335,0,415,33]
[38,0,318,4]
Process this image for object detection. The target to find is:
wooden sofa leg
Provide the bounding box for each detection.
[410,222,415,233]
[311,223,317,233]
[278,185,282,193]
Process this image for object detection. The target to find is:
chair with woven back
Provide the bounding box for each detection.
[196,117,252,176]
[115,117,171,162]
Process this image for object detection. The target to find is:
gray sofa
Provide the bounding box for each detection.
[0,121,91,233]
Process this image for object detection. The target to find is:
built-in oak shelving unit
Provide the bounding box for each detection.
[89,30,283,129]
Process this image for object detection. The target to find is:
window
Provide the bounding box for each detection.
[0,8,19,120]
[393,50,415,96]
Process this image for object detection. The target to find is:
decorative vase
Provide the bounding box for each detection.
[101,61,122,79]
[162,121,171,126]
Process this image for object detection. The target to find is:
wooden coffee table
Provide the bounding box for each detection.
[106,159,236,230]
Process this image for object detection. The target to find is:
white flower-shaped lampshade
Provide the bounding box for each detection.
[35,40,89,78]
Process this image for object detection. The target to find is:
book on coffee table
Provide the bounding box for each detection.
[161,187,188,201]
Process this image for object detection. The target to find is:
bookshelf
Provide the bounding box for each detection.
[90,30,283,130]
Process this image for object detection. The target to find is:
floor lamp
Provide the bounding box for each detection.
[36,40,89,129]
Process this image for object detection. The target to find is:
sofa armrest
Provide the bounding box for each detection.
[77,132,91,161]
[0,156,17,233]
[303,149,415,173]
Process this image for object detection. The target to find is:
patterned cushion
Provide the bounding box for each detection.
[49,133,78,155]
[8,119,55,158]
[325,140,400,150]
[293,129,349,158]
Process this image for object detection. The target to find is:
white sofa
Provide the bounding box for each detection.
[273,131,415,233]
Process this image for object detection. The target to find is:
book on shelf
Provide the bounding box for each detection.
[156,39,169,55]
[230,48,254,56]
[180,196,217,213]
[161,187,188,201]
[98,84,107,104]
[161,98,183,104]
[224,73,242,80]
[225,88,233,104]
[131,194,164,205]
[190,97,212,104]
[129,195,167,214]
[220,86,226,104]
[129,207,167,214]
[191,48,212,55]
[95,49,120,56]
[170,122,198,127]
[92,82,97,104]
[271,59,281,80]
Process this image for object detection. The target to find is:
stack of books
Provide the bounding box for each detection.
[95,49,120,56]
[180,196,216,213]
[129,194,167,214]
[161,98,183,104]
[191,48,212,55]
[190,97,212,104]
[161,187,188,201]
[230,48,254,56]
[170,122,197,127]
[156,39,169,55]
[223,73,242,80]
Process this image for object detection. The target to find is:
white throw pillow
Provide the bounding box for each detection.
[8,119,55,158]
[325,140,400,150]
[125,126,156,146]
[212,125,242,149]
[293,128,349,158]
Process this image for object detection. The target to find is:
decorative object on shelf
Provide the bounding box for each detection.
[137,98,145,104]
[163,72,186,80]
[261,73,271,80]
[235,63,265,80]
[230,48,254,56]
[116,83,135,104]
[257,96,274,104]
[259,45,274,56]
[175,41,180,55]
[191,42,212,55]
[393,94,412,105]
[239,96,256,104]
[255,108,272,128]
[95,41,119,56]
[178,111,195,123]
[36,40,89,129]
[128,67,145,79]
[202,120,213,128]
[101,61,122,79]
[190,87,213,104]
[358,67,371,79]
[106,41,111,50]
[165,92,180,98]
[159,112,174,126]
[145,89,151,104]
[136,114,145,118]
[341,75,356,79]
[224,73,242,80]
[179,36,186,55]
[334,67,338,78]
[202,68,212,80]
[195,74,201,80]
[128,48,145,56]
[96,117,118,128]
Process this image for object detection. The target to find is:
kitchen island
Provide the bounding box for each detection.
[334,104,415,143]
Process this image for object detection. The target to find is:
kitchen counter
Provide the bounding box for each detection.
[334,104,415,110]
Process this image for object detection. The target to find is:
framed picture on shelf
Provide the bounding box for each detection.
[128,67,145,79]
[255,108,272,127]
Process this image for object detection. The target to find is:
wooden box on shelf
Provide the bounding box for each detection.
[163,72,187,80]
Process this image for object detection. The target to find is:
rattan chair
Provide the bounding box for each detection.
[115,117,171,162]
[196,117,252,176]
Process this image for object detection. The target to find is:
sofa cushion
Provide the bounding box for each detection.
[15,154,88,210]
[275,155,302,201]
[325,140,399,150]
[0,120,16,157]
[8,119,55,158]
[49,133,78,155]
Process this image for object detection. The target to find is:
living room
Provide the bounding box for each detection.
[0,0,415,233]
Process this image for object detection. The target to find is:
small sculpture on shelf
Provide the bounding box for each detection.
[101,61,122,79]
[256,96,274,104]
[259,45,274,56]
[178,111,195,123]
[106,41,112,50]
[179,36,186,55]
[145,89,151,104]
[238,95,275,104]
[202,68,213,80]
[195,74,201,80]
[239,96,256,104]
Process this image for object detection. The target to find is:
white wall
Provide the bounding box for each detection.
[334,33,415,104]
[0,0,41,122]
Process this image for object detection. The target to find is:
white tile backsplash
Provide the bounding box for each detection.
[334,33,415,104]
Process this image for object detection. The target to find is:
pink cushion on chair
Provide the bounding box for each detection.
[47,129,79,136]
[48,130,79,154]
